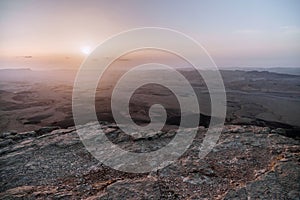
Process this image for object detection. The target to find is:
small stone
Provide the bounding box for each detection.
[0,132,12,138]
[18,131,36,138]
[107,124,119,128]
[251,141,261,147]
[104,128,117,134]
[254,169,266,178]
[288,190,300,199]
[260,127,270,134]
[0,139,13,148]
[279,158,289,162]
[36,126,60,135]
[271,128,286,135]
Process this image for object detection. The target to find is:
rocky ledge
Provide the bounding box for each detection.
[0,123,299,199]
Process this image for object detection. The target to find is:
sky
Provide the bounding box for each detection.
[0,0,300,69]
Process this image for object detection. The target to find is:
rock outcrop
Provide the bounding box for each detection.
[0,123,299,199]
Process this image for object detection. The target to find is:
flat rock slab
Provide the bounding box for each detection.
[0,124,299,199]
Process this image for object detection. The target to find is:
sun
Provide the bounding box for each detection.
[80,46,91,55]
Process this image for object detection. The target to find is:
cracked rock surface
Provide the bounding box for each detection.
[0,124,299,199]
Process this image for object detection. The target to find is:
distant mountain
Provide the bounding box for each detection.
[222,67,300,75]
[0,68,32,72]
[264,67,300,75]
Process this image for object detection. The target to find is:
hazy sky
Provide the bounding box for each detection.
[1,0,300,69]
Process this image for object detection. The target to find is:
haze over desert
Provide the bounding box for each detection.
[1,0,300,199]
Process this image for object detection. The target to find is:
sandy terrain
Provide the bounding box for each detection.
[0,68,299,136]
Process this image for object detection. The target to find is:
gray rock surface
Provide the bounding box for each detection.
[0,124,299,199]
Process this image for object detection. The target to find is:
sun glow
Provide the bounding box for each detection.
[80,46,91,55]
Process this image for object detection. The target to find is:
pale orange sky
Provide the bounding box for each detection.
[1,0,300,70]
